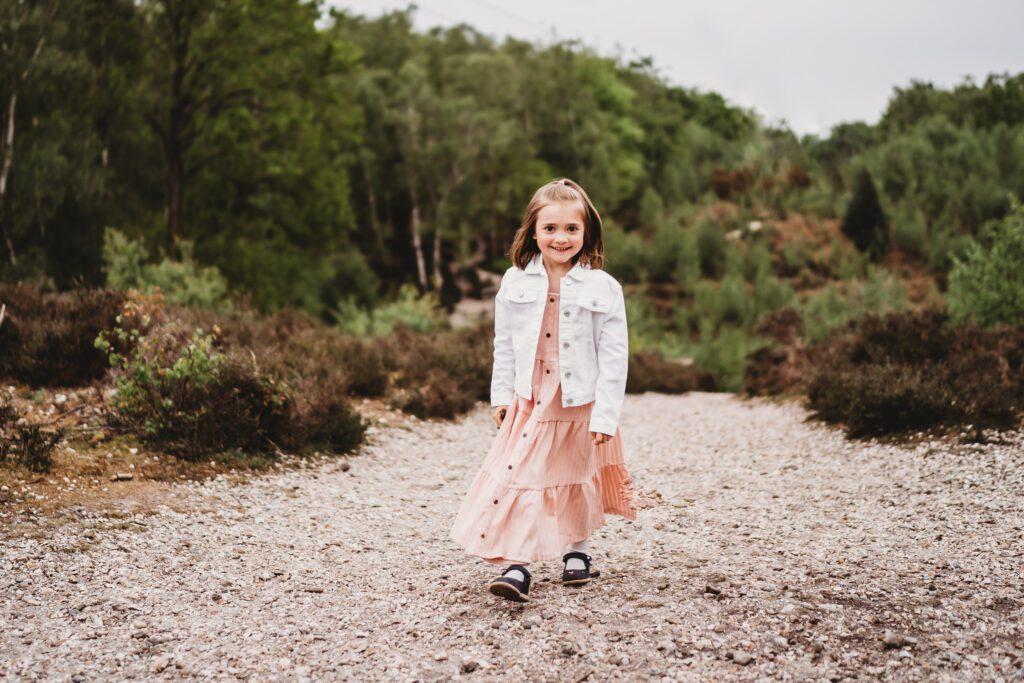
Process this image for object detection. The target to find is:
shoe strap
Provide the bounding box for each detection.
[562,551,592,568]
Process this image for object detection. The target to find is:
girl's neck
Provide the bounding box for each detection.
[541,255,573,284]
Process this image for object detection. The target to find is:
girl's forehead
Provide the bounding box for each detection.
[536,200,586,225]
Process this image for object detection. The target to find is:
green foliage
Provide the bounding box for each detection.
[695,217,726,278]
[103,228,230,310]
[334,283,449,337]
[801,267,908,342]
[948,203,1024,326]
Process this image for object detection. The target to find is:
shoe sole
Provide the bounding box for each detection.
[488,581,530,602]
[561,568,600,586]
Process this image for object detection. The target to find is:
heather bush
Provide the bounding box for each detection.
[0,283,125,386]
[627,351,716,393]
[383,323,492,418]
[0,396,62,473]
[806,310,1024,436]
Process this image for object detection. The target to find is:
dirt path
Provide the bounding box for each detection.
[2,393,1022,681]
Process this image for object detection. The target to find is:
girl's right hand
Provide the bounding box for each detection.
[492,405,509,429]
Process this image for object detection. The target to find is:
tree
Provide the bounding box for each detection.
[841,169,889,259]
[948,202,1024,326]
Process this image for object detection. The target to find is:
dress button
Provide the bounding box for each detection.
[481,533,485,538]
[549,297,554,302]
[493,499,499,504]
[545,332,551,338]
[522,432,527,438]
[507,464,512,470]
[536,400,541,405]
[545,369,550,374]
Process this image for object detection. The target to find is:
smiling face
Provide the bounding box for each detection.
[533,200,586,269]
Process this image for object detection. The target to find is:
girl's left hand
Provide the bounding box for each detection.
[590,431,610,446]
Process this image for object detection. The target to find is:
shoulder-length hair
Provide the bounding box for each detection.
[508,178,604,270]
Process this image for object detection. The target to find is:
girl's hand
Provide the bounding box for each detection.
[590,431,610,446]
[492,406,509,429]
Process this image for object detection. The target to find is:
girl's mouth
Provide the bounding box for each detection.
[552,246,571,252]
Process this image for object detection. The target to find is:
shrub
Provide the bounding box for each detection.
[0,283,125,386]
[627,351,716,393]
[806,310,1024,436]
[0,397,63,473]
[103,228,230,310]
[695,217,726,278]
[841,169,890,259]
[335,283,449,337]
[383,323,492,418]
[948,202,1024,327]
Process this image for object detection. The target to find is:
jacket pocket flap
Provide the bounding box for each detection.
[578,295,612,312]
[508,288,539,303]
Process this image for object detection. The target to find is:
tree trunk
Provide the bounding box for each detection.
[431,217,442,292]
[408,180,427,291]
[0,91,17,265]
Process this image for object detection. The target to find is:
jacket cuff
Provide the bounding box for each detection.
[491,391,515,407]
[587,417,618,437]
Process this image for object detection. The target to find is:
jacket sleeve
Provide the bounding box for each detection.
[490,274,516,407]
[588,284,629,436]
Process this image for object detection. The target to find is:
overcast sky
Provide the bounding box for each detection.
[326,0,1024,136]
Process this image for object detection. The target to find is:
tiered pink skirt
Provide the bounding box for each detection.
[450,290,636,565]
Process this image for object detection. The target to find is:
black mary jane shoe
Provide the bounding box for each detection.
[488,564,532,602]
[561,551,601,586]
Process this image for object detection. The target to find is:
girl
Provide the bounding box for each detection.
[449,178,636,603]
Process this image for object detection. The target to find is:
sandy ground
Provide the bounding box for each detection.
[2,392,1022,681]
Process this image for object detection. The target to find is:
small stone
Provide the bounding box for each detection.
[110,473,133,481]
[732,651,754,665]
[883,630,904,649]
[460,659,479,673]
[54,394,67,406]
[339,459,351,472]
[151,654,173,673]
[523,614,542,629]
[657,639,675,653]
[561,641,580,657]
[703,584,721,595]
[433,653,447,661]
[772,636,789,648]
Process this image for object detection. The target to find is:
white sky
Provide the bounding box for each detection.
[326,0,1024,136]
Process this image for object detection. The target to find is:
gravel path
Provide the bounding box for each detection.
[3,393,1023,681]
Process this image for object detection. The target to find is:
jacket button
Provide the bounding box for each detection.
[563,342,569,349]
[565,371,571,378]
[563,311,570,317]
[592,300,599,306]
[566,398,574,405]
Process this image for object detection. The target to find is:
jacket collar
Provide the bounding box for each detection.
[525,252,589,281]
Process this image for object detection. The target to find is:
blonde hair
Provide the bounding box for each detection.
[508,178,604,270]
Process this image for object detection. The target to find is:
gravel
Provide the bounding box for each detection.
[2,392,1022,681]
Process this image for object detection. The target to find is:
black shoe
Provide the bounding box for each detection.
[562,551,600,586]
[488,564,532,602]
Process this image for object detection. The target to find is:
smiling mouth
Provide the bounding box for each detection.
[552,246,571,251]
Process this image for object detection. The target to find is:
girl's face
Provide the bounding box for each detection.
[534,200,586,268]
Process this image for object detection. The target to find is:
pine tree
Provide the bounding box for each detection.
[842,169,889,259]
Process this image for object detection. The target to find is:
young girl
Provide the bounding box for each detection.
[449,178,636,602]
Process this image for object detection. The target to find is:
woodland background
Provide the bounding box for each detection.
[1,0,1023,475]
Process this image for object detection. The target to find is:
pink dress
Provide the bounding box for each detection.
[450,283,637,565]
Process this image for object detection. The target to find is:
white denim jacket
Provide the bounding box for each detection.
[490,253,629,436]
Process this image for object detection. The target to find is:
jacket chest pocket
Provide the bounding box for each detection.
[508,288,540,305]
[576,295,612,314]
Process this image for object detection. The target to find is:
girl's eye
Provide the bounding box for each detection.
[568,226,578,232]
